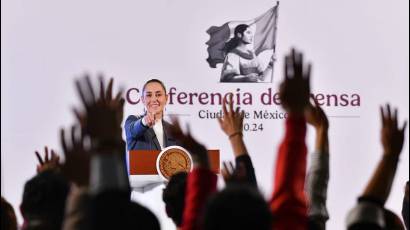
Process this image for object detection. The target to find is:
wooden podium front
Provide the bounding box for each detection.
[129,149,220,175]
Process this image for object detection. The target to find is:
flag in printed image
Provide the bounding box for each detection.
[206,3,279,68]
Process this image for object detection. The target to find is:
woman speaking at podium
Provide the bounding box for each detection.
[125,79,177,151]
[125,79,178,199]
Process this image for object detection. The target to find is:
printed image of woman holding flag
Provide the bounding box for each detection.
[220,24,274,82]
[205,3,279,83]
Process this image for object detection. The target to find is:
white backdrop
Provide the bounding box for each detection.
[1,0,409,229]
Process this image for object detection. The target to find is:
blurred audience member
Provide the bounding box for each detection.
[346,104,407,230]
[305,99,330,230]
[20,170,69,230]
[218,95,257,188]
[162,171,188,229]
[202,95,270,230]
[203,185,272,230]
[270,48,311,230]
[1,196,18,230]
[65,75,160,230]
[402,181,409,229]
[169,117,217,230]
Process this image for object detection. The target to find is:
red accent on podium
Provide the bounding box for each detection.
[129,150,220,175]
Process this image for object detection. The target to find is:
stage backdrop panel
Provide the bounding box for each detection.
[2,0,408,229]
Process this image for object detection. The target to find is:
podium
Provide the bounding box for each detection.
[128,148,220,191]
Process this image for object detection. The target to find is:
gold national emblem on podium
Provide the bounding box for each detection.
[157,146,192,180]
